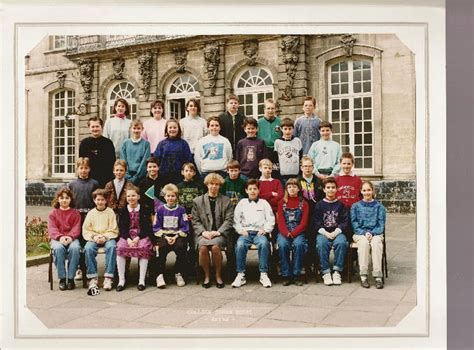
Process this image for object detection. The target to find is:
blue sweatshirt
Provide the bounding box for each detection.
[153,138,192,177]
[350,200,386,236]
[121,138,151,185]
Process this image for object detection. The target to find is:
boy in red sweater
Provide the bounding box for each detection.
[335,152,362,239]
[258,158,283,214]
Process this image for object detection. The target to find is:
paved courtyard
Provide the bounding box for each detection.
[26,206,416,329]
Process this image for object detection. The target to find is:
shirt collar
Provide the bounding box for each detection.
[128,204,140,212]
[259,176,273,181]
[248,198,259,203]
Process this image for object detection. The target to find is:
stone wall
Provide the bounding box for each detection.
[25,180,416,214]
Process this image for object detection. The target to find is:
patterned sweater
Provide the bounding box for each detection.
[350,200,386,236]
[314,198,349,235]
[235,137,267,178]
[153,204,189,238]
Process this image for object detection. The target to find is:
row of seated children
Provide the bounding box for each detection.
[49,152,386,291]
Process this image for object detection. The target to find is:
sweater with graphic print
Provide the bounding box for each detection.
[274,136,303,176]
[314,198,349,235]
[235,137,267,178]
[194,134,233,174]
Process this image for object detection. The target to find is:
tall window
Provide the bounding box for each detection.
[52,90,76,176]
[235,67,273,119]
[107,82,137,120]
[50,36,66,50]
[166,75,200,119]
[329,60,373,171]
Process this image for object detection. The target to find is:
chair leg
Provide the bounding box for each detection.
[80,252,87,288]
[195,249,201,285]
[48,251,53,290]
[347,248,353,283]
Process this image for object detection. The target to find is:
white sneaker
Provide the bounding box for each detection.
[231,272,246,288]
[88,277,98,288]
[103,277,113,291]
[259,272,272,288]
[322,273,333,286]
[332,271,342,285]
[156,274,166,289]
[75,269,83,280]
[175,273,186,287]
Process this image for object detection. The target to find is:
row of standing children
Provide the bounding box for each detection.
[50,94,387,291]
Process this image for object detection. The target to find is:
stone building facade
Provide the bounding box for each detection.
[25,34,416,213]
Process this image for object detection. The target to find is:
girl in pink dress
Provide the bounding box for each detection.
[116,186,154,291]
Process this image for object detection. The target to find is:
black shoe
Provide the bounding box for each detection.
[375,278,384,289]
[282,278,293,286]
[360,278,370,288]
[116,284,125,292]
[294,277,304,286]
[59,279,67,291]
[137,284,146,291]
[216,282,225,289]
[202,281,212,289]
[67,281,76,290]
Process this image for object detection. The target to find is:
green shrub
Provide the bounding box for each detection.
[25,216,49,257]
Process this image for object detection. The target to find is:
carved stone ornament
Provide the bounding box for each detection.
[76,102,88,116]
[137,50,153,99]
[56,71,66,88]
[173,48,188,73]
[203,42,221,96]
[340,34,356,57]
[112,58,125,80]
[243,39,258,66]
[280,35,300,101]
[78,59,94,102]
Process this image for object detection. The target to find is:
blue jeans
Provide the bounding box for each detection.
[51,239,81,280]
[277,233,308,278]
[235,231,270,273]
[316,233,348,274]
[84,239,117,279]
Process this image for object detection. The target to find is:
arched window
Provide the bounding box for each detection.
[107,81,137,120]
[52,89,76,176]
[329,59,374,171]
[166,74,200,119]
[234,67,274,119]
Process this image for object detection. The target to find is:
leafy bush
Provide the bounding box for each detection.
[25,216,49,257]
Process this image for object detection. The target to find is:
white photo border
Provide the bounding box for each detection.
[1,2,445,349]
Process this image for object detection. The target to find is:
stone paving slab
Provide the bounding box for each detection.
[126,291,186,307]
[139,307,204,327]
[337,297,399,313]
[26,293,77,309]
[95,304,159,322]
[212,300,277,318]
[320,309,391,327]
[266,305,332,324]
[57,314,133,329]
[249,318,313,328]
[185,314,259,328]
[284,293,345,308]
[29,307,100,328]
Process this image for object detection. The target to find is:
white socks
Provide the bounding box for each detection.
[117,256,127,286]
[117,256,149,286]
[138,258,148,285]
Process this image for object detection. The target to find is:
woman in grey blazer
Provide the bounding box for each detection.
[191,173,234,288]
